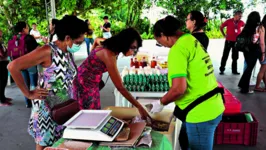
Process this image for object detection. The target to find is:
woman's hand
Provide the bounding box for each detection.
[27,88,49,100]
[137,106,152,122]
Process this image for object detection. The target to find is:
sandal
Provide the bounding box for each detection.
[254,88,266,92]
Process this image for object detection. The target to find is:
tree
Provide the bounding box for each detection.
[154,0,244,25]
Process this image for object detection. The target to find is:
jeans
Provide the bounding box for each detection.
[85,38,94,55]
[220,40,239,72]
[21,67,38,106]
[179,114,222,150]
[0,61,9,103]
[238,48,260,92]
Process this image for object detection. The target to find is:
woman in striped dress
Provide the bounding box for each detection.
[8,15,87,150]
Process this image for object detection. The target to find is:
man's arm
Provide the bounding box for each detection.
[220,21,227,37]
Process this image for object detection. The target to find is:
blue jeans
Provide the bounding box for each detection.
[85,38,94,55]
[179,114,222,150]
[21,68,38,105]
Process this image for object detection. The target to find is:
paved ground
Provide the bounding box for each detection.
[0,39,265,150]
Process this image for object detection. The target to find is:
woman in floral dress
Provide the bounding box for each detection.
[8,15,87,150]
[73,28,150,119]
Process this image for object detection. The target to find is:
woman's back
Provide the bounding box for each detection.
[77,48,108,83]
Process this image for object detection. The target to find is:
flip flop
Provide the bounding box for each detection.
[254,88,266,92]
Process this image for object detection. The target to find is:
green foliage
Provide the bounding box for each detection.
[0,0,262,42]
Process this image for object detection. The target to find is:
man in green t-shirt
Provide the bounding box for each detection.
[151,16,225,150]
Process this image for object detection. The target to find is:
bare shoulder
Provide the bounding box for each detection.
[96,48,116,63]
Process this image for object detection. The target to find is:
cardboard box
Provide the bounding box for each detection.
[103,106,175,144]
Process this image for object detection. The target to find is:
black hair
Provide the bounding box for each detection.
[24,35,39,52]
[14,22,27,33]
[262,15,266,29]
[190,11,207,33]
[51,19,59,26]
[103,16,109,20]
[85,19,89,23]
[32,23,36,26]
[55,15,88,41]
[153,15,181,37]
[102,28,142,55]
[234,10,243,16]
[242,11,261,36]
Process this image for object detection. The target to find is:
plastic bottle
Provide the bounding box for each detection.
[130,58,134,67]
[140,85,145,92]
[134,58,139,68]
[160,83,164,92]
[155,74,159,83]
[151,84,156,92]
[142,57,147,67]
[155,83,160,92]
[151,57,157,68]
[121,66,129,79]
[138,74,143,85]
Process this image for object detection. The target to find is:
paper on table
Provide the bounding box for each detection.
[99,122,146,147]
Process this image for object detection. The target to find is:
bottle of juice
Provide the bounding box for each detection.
[142,57,147,67]
[151,57,157,68]
[130,58,134,67]
[134,58,139,68]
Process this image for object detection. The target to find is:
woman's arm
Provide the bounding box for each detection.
[160,78,187,105]
[8,46,50,99]
[98,50,142,107]
[97,49,151,119]
[259,26,265,61]
[103,27,110,32]
[90,37,105,51]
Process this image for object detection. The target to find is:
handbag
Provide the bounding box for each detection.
[51,99,80,125]
[99,75,110,91]
[51,53,80,125]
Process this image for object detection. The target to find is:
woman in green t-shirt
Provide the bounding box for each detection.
[150,16,225,150]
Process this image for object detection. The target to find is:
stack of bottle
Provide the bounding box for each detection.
[121,66,169,92]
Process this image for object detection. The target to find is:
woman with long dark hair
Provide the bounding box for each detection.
[186,11,209,50]
[73,28,151,120]
[238,11,265,93]
[255,15,266,91]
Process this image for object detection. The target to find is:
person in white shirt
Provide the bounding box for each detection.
[30,23,42,43]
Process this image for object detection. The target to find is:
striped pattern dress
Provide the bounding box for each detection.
[28,42,77,146]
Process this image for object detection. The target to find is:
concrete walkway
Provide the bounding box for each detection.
[0,39,265,150]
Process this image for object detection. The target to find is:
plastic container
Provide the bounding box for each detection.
[217,81,224,88]
[214,112,258,146]
[223,88,233,96]
[223,95,242,114]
